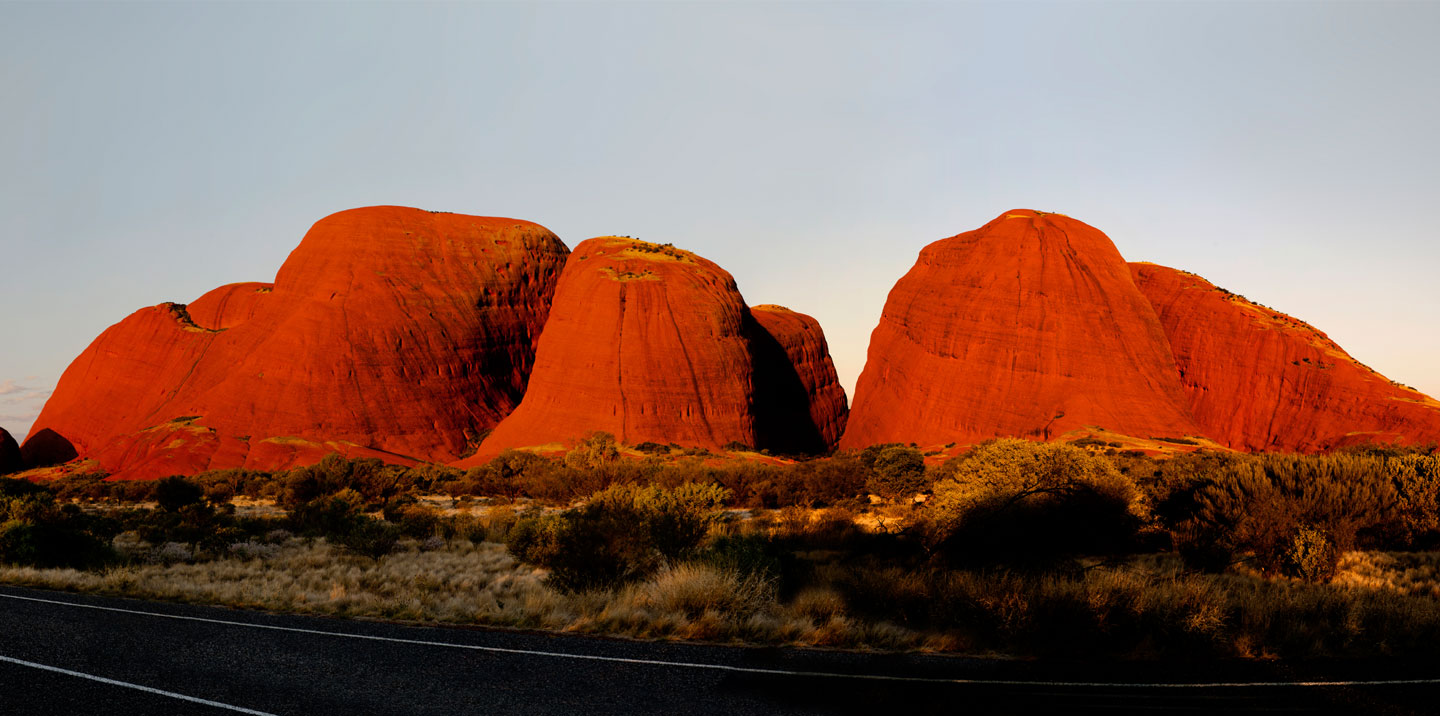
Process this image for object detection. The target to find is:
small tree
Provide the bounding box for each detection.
[866,446,928,499]
[506,482,731,591]
[154,476,205,512]
[924,439,1142,565]
[564,432,621,470]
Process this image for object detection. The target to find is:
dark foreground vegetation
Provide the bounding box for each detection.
[4,434,1439,659]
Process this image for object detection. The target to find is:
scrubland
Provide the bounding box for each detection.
[3,434,1440,659]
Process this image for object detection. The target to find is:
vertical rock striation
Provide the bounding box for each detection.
[1132,262,1440,452]
[24,206,569,479]
[841,210,1199,449]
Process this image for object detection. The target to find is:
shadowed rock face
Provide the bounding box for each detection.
[1132,262,1440,452]
[0,428,21,474]
[841,210,1199,449]
[470,238,849,459]
[23,206,569,479]
[749,305,849,453]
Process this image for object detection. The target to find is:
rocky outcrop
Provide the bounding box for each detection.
[841,210,1199,449]
[0,428,21,474]
[1132,262,1440,452]
[24,206,568,479]
[186,282,272,330]
[473,238,759,456]
[749,305,849,453]
[472,238,849,458]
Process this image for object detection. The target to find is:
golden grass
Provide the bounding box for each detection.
[7,537,1440,658]
[0,538,919,649]
[1335,550,1440,598]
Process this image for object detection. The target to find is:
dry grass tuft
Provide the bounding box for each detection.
[8,539,1440,658]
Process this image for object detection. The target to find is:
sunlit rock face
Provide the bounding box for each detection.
[469,237,848,461]
[841,210,1199,449]
[23,206,569,479]
[1132,262,1440,452]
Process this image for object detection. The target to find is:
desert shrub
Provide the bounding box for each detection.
[391,503,441,539]
[865,446,927,499]
[924,439,1142,565]
[452,450,555,499]
[288,488,368,537]
[0,477,50,501]
[279,454,404,510]
[337,517,401,558]
[188,468,278,500]
[1377,454,1440,548]
[1070,437,1122,449]
[154,476,205,512]
[1283,525,1338,582]
[0,519,113,569]
[0,480,115,568]
[698,533,786,582]
[436,513,489,543]
[564,431,621,470]
[857,443,905,472]
[506,482,731,591]
[1167,454,1398,578]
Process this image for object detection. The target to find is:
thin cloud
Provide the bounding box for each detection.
[0,378,55,440]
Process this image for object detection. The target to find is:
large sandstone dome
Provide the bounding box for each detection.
[1133,263,1440,452]
[841,210,1200,449]
[471,237,848,458]
[23,206,569,479]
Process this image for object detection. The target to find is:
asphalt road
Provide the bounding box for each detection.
[1,584,1438,715]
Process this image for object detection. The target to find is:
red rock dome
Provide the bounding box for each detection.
[186,282,272,330]
[24,206,568,479]
[841,210,1199,449]
[472,237,761,456]
[1132,262,1440,452]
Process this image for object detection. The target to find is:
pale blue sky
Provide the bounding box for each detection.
[2,1,1437,441]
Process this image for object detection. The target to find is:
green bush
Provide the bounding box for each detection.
[279,454,403,510]
[865,446,927,499]
[1166,453,1401,579]
[924,439,1142,565]
[506,482,731,591]
[0,480,115,569]
[0,520,113,569]
[698,533,785,582]
[1282,525,1338,583]
[564,431,621,470]
[289,489,368,537]
[154,476,205,512]
[337,517,401,558]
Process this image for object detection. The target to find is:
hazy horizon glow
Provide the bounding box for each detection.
[3,2,1438,442]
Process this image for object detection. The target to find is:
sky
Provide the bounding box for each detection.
[2,1,1438,442]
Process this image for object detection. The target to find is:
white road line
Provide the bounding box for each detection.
[2,590,1438,689]
[0,653,277,715]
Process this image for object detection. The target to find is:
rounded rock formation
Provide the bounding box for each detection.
[473,237,760,456]
[841,210,1200,449]
[25,206,569,479]
[0,428,22,474]
[748,305,849,453]
[1132,262,1440,452]
[186,282,273,330]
